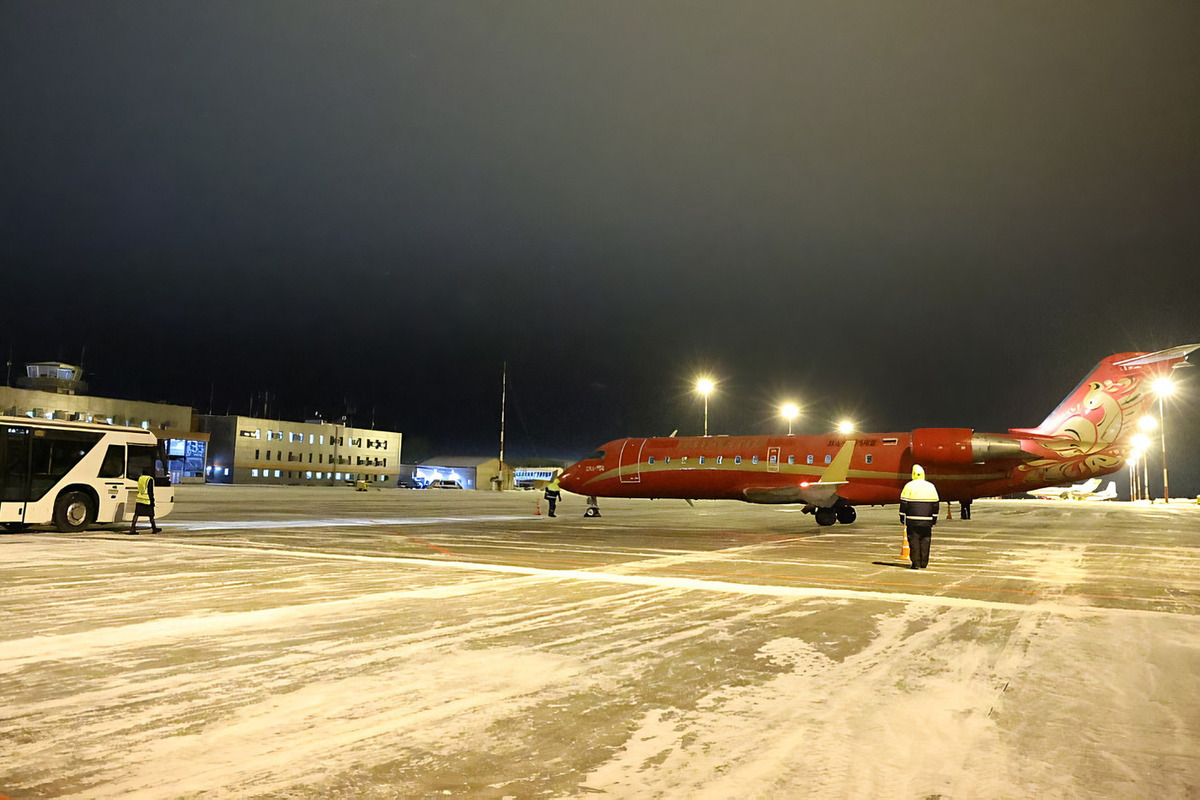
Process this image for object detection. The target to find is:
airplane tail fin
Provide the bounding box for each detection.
[1011,344,1198,448]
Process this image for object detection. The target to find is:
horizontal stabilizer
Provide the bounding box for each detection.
[1113,343,1200,368]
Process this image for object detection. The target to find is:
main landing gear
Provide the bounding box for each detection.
[805,501,857,527]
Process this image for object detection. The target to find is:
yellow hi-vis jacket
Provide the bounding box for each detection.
[136,475,154,505]
[900,464,940,526]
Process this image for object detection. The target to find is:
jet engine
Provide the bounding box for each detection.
[911,428,1028,464]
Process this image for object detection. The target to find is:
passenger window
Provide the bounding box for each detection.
[698,456,705,465]
[787,455,795,465]
[752,455,759,465]
[98,444,125,478]
[665,457,671,464]
[648,456,655,464]
[769,454,777,464]
[734,456,742,465]
[806,455,814,465]
[717,455,723,464]
[866,454,873,464]
[824,454,832,464]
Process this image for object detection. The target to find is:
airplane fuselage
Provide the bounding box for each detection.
[559,430,1114,506]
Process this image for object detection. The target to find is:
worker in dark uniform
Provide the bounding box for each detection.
[543,477,562,518]
[899,464,939,569]
[129,469,162,535]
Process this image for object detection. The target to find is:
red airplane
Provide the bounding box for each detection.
[557,345,1198,525]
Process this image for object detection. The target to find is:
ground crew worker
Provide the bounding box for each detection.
[899,464,939,569]
[543,478,562,518]
[129,469,162,535]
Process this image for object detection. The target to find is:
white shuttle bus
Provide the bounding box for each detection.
[1,416,174,532]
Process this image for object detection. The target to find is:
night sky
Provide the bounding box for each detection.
[3,3,1199,491]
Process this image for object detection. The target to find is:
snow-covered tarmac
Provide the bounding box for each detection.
[2,486,1198,798]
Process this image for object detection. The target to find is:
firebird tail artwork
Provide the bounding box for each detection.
[557,345,1198,526]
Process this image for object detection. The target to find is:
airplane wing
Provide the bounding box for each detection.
[742,440,855,507]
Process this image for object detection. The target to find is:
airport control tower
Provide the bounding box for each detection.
[17,362,89,395]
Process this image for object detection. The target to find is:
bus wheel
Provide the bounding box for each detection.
[53,491,96,533]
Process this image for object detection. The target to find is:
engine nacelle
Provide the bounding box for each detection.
[911,428,1027,464]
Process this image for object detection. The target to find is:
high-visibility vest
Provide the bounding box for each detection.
[900,477,940,525]
[136,475,153,505]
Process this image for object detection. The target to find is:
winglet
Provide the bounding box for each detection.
[820,440,856,483]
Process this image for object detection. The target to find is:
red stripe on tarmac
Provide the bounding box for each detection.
[406,536,457,556]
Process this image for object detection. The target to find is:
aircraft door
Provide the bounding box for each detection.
[767,446,781,473]
[618,439,646,484]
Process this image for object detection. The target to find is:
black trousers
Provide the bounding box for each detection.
[906,525,932,568]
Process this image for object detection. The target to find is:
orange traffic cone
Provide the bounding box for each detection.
[535,499,542,516]
[900,528,910,561]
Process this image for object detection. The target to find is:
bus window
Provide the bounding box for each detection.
[29,430,103,501]
[128,443,168,484]
[98,445,125,479]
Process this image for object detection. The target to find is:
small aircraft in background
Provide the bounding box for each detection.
[1027,477,1102,500]
[1028,478,1118,501]
[558,345,1197,526]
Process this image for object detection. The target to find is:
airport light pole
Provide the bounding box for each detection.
[1153,377,1175,503]
[696,378,715,437]
[781,403,800,435]
[1128,452,1138,501]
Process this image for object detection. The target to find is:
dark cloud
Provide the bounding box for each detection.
[2,1,1198,489]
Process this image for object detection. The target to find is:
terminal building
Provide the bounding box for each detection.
[196,415,401,487]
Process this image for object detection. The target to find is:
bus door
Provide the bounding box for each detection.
[619,438,646,484]
[0,425,32,525]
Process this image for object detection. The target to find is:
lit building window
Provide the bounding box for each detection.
[252,469,259,477]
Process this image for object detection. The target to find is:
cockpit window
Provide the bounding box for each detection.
[588,450,605,461]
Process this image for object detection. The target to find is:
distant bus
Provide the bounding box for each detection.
[1,417,174,532]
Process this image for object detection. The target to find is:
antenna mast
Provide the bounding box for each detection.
[499,362,507,482]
